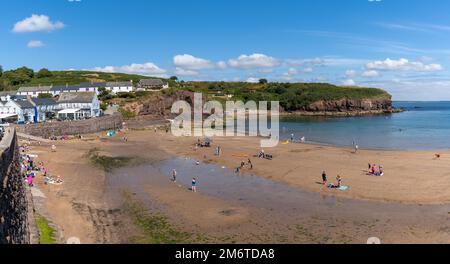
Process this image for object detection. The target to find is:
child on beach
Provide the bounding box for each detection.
[336,175,342,188]
[172,169,177,182]
[322,171,327,185]
[191,178,197,192]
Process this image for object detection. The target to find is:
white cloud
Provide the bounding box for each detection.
[342,79,356,86]
[91,62,166,76]
[345,70,357,78]
[13,14,65,33]
[27,40,44,48]
[229,53,280,69]
[174,67,199,76]
[281,68,299,81]
[216,61,227,69]
[361,70,380,77]
[366,58,443,72]
[287,57,367,67]
[173,54,215,70]
[246,77,260,83]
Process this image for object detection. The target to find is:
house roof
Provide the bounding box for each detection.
[51,83,104,92]
[57,92,96,104]
[14,100,35,109]
[31,98,57,106]
[0,91,17,97]
[139,79,164,86]
[18,86,52,93]
[106,81,133,87]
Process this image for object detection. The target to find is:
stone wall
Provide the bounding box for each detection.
[0,129,31,244]
[15,114,123,138]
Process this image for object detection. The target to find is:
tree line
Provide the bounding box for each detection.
[0,65,53,91]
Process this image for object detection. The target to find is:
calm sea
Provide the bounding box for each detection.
[279,102,450,150]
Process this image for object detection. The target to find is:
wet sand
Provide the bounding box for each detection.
[22,128,450,244]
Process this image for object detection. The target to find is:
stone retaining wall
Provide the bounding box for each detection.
[15,114,123,138]
[0,129,32,244]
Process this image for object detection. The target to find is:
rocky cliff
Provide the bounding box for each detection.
[117,91,399,119]
[294,98,399,116]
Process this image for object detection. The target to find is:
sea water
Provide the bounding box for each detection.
[279,102,450,150]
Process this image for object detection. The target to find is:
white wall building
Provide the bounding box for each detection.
[56,92,101,120]
[105,81,134,94]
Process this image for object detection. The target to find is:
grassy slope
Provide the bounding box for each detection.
[35,214,56,244]
[6,70,172,89]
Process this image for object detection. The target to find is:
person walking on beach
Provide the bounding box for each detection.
[191,177,197,192]
[322,171,327,185]
[290,134,294,142]
[354,144,359,153]
[171,169,177,182]
[248,159,253,169]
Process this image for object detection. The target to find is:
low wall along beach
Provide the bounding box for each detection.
[0,128,32,244]
[15,114,123,138]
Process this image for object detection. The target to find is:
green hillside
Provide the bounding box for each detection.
[0,67,172,90]
[180,81,391,111]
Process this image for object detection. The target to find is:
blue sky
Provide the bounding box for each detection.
[2,0,450,100]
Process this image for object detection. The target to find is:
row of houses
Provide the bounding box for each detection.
[15,79,169,98]
[0,92,100,123]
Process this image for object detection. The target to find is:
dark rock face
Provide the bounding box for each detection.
[306,99,393,112]
[0,130,31,244]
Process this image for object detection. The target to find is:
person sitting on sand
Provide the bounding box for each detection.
[435,154,441,159]
[259,149,265,159]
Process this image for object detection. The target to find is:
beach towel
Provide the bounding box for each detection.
[339,186,349,191]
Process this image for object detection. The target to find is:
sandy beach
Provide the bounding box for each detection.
[22,127,450,244]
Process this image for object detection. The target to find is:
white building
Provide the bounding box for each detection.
[17,86,53,97]
[0,100,36,123]
[105,81,134,94]
[56,92,101,120]
[0,91,15,101]
[137,79,169,91]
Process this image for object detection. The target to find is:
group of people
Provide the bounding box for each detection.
[235,159,253,173]
[258,149,273,160]
[290,134,306,143]
[171,169,197,192]
[321,171,343,189]
[21,154,37,187]
[20,145,63,187]
[368,163,384,176]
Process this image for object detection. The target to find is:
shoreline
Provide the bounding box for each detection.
[280,108,404,117]
[22,128,450,244]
